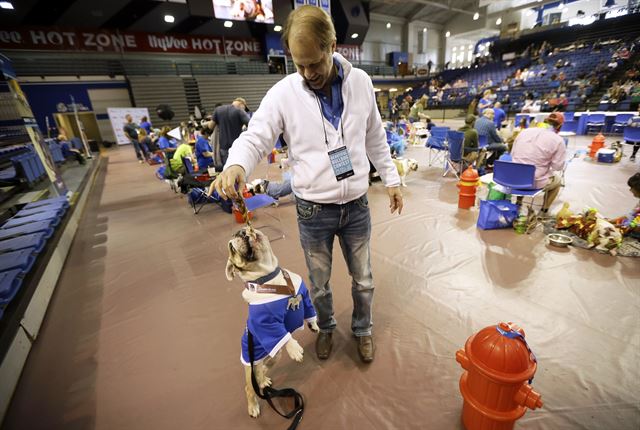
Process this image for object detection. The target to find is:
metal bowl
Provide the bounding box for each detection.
[547,233,573,248]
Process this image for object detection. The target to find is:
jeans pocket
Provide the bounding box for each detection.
[296,202,317,220]
[355,194,369,209]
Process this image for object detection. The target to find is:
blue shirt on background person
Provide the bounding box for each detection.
[195,135,214,171]
[140,118,152,134]
[158,136,176,150]
[493,105,506,129]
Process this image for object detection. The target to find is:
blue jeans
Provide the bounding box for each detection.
[266,177,292,199]
[296,194,374,337]
[131,140,149,161]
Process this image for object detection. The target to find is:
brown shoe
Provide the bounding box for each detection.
[357,335,375,363]
[316,332,333,360]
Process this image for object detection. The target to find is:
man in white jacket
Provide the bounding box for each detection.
[210,5,402,363]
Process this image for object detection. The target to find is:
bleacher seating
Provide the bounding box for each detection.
[0,196,69,320]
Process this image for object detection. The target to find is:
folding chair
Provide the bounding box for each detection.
[180,156,220,214]
[237,194,285,241]
[443,130,465,178]
[409,121,429,146]
[585,113,605,134]
[425,126,449,167]
[611,114,633,134]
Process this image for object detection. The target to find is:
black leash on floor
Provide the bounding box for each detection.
[248,330,304,430]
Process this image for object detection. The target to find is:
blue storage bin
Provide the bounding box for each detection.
[477,200,520,230]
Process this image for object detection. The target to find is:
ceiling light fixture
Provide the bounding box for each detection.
[164,15,175,23]
[0,1,14,9]
[423,27,427,32]
[274,25,282,32]
[445,31,451,37]
[389,88,398,92]
[351,33,359,39]
[473,12,479,20]
[224,20,233,28]
[496,17,502,25]
[386,22,391,29]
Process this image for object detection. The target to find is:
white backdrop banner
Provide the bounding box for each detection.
[107,107,150,145]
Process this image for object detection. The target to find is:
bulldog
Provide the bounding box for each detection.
[226,226,319,418]
[392,158,419,187]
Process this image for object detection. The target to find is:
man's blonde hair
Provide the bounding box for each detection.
[282,5,336,52]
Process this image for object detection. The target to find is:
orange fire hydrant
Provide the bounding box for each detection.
[456,322,542,430]
[588,133,605,158]
[457,166,480,209]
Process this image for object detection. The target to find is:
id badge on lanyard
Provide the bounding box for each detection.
[328,146,354,181]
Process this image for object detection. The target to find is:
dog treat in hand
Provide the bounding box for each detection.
[235,197,251,226]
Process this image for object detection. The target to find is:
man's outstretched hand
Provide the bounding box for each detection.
[208,165,246,200]
[387,186,403,215]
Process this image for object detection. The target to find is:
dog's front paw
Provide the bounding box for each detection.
[308,320,320,333]
[285,338,304,362]
[259,375,272,389]
[248,401,260,418]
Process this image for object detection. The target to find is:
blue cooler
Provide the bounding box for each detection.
[597,149,615,163]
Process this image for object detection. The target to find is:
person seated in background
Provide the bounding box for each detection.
[157,126,177,156]
[194,127,214,171]
[169,138,195,175]
[385,123,406,157]
[474,109,507,166]
[511,112,566,215]
[477,90,493,115]
[493,102,506,129]
[459,115,486,167]
[138,129,157,153]
[56,134,85,165]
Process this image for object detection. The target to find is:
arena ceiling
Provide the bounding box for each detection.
[0,0,482,35]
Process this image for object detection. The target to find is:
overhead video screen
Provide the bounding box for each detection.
[212,0,275,23]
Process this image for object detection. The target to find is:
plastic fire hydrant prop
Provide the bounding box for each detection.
[456,322,542,430]
[457,166,480,209]
[588,133,605,159]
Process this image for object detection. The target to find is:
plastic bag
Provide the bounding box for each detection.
[477,199,520,230]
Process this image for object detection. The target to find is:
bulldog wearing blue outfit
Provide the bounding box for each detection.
[240,272,316,365]
[225,226,319,418]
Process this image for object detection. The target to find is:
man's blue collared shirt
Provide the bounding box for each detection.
[312,58,344,131]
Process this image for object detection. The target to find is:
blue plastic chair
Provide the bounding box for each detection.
[0,232,48,254]
[612,114,633,134]
[0,269,25,316]
[444,130,465,178]
[4,211,62,229]
[0,248,37,275]
[623,127,640,152]
[478,134,488,149]
[0,221,55,241]
[24,196,69,210]
[586,113,605,134]
[493,161,544,213]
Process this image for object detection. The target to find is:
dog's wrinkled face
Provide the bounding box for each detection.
[226,226,278,281]
[408,159,419,171]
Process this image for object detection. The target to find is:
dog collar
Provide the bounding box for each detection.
[252,266,281,285]
[245,269,295,296]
